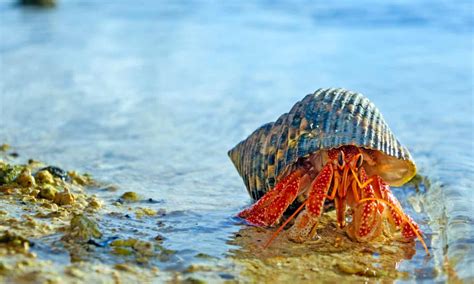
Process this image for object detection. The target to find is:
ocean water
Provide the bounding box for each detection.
[0,0,472,281]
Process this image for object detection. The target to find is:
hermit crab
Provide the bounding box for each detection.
[229,88,428,253]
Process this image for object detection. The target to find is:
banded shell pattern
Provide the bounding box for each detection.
[228,88,416,200]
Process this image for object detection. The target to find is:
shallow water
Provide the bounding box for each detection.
[0,0,472,282]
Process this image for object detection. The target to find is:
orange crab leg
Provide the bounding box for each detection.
[326,170,340,200]
[263,199,308,248]
[339,165,350,198]
[333,154,362,228]
[350,167,374,193]
[351,178,360,202]
[359,197,429,255]
[371,176,405,227]
[287,163,334,242]
[347,167,383,241]
[238,170,299,219]
[363,175,430,255]
[237,170,305,226]
[325,170,348,229]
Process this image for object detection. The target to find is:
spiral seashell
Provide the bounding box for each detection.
[228,88,416,200]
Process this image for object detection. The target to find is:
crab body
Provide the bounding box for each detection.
[229,88,427,252]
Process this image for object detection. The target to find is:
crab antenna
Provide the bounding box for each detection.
[263,200,308,249]
[358,197,430,255]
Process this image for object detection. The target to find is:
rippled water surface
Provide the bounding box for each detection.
[0,0,472,282]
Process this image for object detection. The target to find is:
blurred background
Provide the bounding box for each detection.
[0,0,472,281]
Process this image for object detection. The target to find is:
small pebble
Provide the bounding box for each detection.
[120,191,140,202]
[35,170,54,185]
[16,169,36,188]
[9,152,19,158]
[54,188,75,205]
[114,263,135,272]
[39,185,57,201]
[87,197,102,210]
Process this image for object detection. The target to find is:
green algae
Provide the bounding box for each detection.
[0,164,23,185]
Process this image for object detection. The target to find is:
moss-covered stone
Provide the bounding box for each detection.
[64,214,102,241]
[135,207,156,218]
[111,239,138,247]
[16,169,36,188]
[120,191,140,202]
[35,170,54,185]
[54,188,75,205]
[87,197,102,210]
[39,185,57,200]
[112,247,134,256]
[68,171,94,186]
[0,164,23,185]
[0,144,10,152]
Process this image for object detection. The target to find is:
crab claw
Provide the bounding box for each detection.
[287,163,334,243]
[237,170,310,227]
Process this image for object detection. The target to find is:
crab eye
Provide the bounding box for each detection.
[337,151,345,167]
[356,154,364,168]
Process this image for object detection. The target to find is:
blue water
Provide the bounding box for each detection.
[0,0,472,281]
